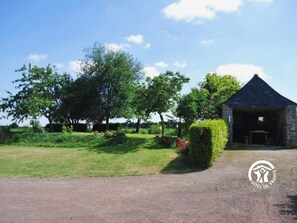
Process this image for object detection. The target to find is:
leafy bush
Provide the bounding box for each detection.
[148,124,161,135]
[0,132,105,147]
[0,126,13,143]
[156,136,177,148]
[140,129,148,134]
[189,120,228,168]
[164,128,176,137]
[176,138,189,155]
[104,131,113,138]
[62,125,72,133]
[30,120,44,132]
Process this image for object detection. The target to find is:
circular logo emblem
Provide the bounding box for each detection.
[248,160,277,189]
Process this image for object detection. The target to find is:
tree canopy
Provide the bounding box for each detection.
[144,71,189,136]
[176,73,240,129]
[0,64,71,128]
[0,43,241,136]
[80,44,143,129]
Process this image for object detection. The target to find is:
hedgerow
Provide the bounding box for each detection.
[189,120,228,168]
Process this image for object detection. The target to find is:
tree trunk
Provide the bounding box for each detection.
[106,115,110,131]
[159,113,165,136]
[47,117,53,132]
[135,118,141,133]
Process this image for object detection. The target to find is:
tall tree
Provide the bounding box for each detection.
[0,64,71,129]
[145,71,189,136]
[129,83,150,133]
[81,44,143,130]
[198,73,241,119]
[176,89,207,131]
[58,76,101,124]
[176,73,240,134]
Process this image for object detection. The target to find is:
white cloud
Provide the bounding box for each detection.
[54,63,64,69]
[143,66,160,78]
[68,60,83,73]
[173,61,188,68]
[154,61,169,68]
[250,0,272,3]
[162,0,243,22]
[144,43,151,49]
[201,39,214,45]
[215,63,270,83]
[104,43,130,52]
[27,53,47,62]
[126,34,144,44]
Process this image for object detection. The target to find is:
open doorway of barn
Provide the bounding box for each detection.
[232,108,285,146]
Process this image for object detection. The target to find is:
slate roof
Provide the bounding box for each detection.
[223,74,297,109]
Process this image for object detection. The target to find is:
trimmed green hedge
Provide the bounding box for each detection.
[189,120,228,168]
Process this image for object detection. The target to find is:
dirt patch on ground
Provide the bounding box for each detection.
[0,148,296,223]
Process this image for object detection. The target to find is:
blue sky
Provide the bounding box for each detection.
[1,0,297,125]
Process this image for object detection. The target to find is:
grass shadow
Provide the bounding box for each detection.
[161,154,201,174]
[86,137,148,154]
[274,195,297,220]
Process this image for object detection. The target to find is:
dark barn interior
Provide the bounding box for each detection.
[232,108,284,145]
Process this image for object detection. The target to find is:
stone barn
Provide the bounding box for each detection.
[222,74,297,148]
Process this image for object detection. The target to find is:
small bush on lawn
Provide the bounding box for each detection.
[104,130,113,138]
[176,138,190,155]
[189,120,228,169]
[148,124,161,135]
[156,136,177,148]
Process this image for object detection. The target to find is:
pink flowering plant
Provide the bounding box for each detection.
[176,138,190,155]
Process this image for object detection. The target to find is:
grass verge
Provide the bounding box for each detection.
[0,134,196,178]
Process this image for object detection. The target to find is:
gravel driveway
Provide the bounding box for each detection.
[0,148,296,223]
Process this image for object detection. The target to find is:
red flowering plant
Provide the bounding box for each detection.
[176,138,190,155]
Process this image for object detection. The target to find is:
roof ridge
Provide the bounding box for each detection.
[223,74,297,108]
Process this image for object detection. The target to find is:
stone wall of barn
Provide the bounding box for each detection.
[285,105,297,148]
[222,105,233,144]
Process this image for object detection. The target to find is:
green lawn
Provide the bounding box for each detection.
[0,134,195,178]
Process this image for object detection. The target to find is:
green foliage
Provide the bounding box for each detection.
[176,89,208,126]
[0,132,104,148]
[155,136,177,148]
[189,120,228,168]
[148,124,161,135]
[176,91,199,127]
[144,71,189,136]
[62,124,73,133]
[81,43,143,127]
[0,126,12,143]
[59,76,99,123]
[176,73,240,127]
[30,120,44,133]
[0,130,126,148]
[175,138,190,155]
[104,131,113,138]
[198,73,240,119]
[0,64,71,125]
